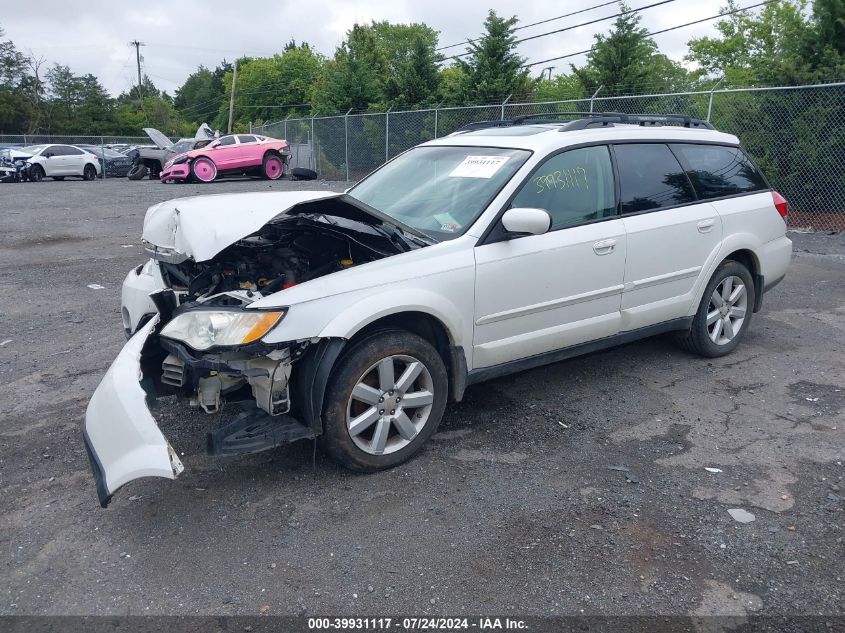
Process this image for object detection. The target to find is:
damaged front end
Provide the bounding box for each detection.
[84,194,427,506]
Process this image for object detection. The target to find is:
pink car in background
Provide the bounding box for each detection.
[159,133,291,183]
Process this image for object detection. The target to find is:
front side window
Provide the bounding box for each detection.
[348,146,530,240]
[510,145,616,230]
[217,136,236,146]
[614,143,696,214]
[671,144,768,199]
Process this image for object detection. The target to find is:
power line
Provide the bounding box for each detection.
[443,0,681,62]
[522,0,776,68]
[436,0,621,52]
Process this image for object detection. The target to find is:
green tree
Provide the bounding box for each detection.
[174,63,230,128]
[686,1,811,85]
[454,10,533,104]
[572,3,689,96]
[229,45,323,127]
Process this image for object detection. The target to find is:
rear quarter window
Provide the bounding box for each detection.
[671,144,768,199]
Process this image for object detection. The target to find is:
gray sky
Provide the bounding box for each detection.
[2,0,727,97]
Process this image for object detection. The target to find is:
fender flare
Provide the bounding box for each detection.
[317,288,465,343]
[686,232,763,316]
[295,290,467,433]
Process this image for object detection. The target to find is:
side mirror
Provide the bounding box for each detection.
[44,152,53,158]
[501,207,552,237]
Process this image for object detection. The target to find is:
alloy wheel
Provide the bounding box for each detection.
[346,354,435,455]
[707,275,748,345]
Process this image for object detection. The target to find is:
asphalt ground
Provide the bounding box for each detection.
[1,177,844,618]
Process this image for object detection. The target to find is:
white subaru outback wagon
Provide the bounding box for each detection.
[84,112,792,506]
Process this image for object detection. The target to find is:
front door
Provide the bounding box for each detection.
[473,145,626,369]
[210,135,239,168]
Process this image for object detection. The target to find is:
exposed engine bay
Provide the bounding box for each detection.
[142,207,429,440]
[157,212,416,303]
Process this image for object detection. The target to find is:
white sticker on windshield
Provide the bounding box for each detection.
[449,155,509,179]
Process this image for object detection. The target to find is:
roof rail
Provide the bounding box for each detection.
[453,111,714,134]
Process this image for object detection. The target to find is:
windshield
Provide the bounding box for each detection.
[348,146,530,240]
[22,145,47,155]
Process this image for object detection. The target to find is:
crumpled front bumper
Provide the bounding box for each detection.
[159,163,190,182]
[83,315,184,507]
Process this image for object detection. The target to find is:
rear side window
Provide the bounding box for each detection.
[671,144,768,199]
[510,145,616,230]
[237,135,257,144]
[614,143,696,214]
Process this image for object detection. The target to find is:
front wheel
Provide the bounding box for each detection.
[191,157,217,183]
[29,164,44,182]
[320,330,448,472]
[676,260,755,357]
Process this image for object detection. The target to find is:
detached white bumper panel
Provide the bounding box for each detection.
[121,260,166,335]
[83,315,184,507]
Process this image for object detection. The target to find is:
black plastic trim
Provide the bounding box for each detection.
[466,317,694,386]
[82,427,113,508]
[449,345,468,402]
[291,338,346,435]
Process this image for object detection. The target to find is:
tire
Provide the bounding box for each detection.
[53,176,65,181]
[29,164,44,182]
[676,260,755,358]
[290,167,317,181]
[191,157,217,183]
[127,164,148,180]
[261,153,285,180]
[83,164,97,181]
[319,329,448,472]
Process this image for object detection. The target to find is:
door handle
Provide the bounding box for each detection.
[697,218,716,233]
[593,238,616,255]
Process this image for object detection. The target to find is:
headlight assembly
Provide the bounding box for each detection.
[159,310,285,350]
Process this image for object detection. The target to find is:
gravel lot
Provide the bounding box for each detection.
[1,177,844,618]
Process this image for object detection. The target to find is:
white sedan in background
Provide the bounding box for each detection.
[22,144,102,181]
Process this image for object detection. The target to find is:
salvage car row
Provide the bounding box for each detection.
[1,124,300,185]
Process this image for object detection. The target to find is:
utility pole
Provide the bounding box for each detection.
[542,66,555,81]
[227,59,238,134]
[129,40,145,106]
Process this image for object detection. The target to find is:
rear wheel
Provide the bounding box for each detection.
[320,330,448,472]
[191,157,217,183]
[261,153,284,180]
[29,165,44,182]
[676,260,755,357]
[83,164,97,181]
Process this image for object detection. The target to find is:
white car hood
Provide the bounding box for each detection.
[143,127,174,150]
[142,190,341,262]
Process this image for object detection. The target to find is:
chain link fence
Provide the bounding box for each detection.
[253,81,845,231]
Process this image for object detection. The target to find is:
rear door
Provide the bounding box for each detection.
[614,143,722,331]
[236,135,258,168]
[62,145,87,176]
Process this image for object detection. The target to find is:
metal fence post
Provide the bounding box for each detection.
[385,108,391,163]
[707,77,725,122]
[501,94,512,120]
[310,116,315,172]
[344,108,352,182]
[434,107,439,139]
[589,85,603,113]
[100,136,106,179]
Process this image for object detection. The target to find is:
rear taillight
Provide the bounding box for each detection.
[772,191,789,221]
